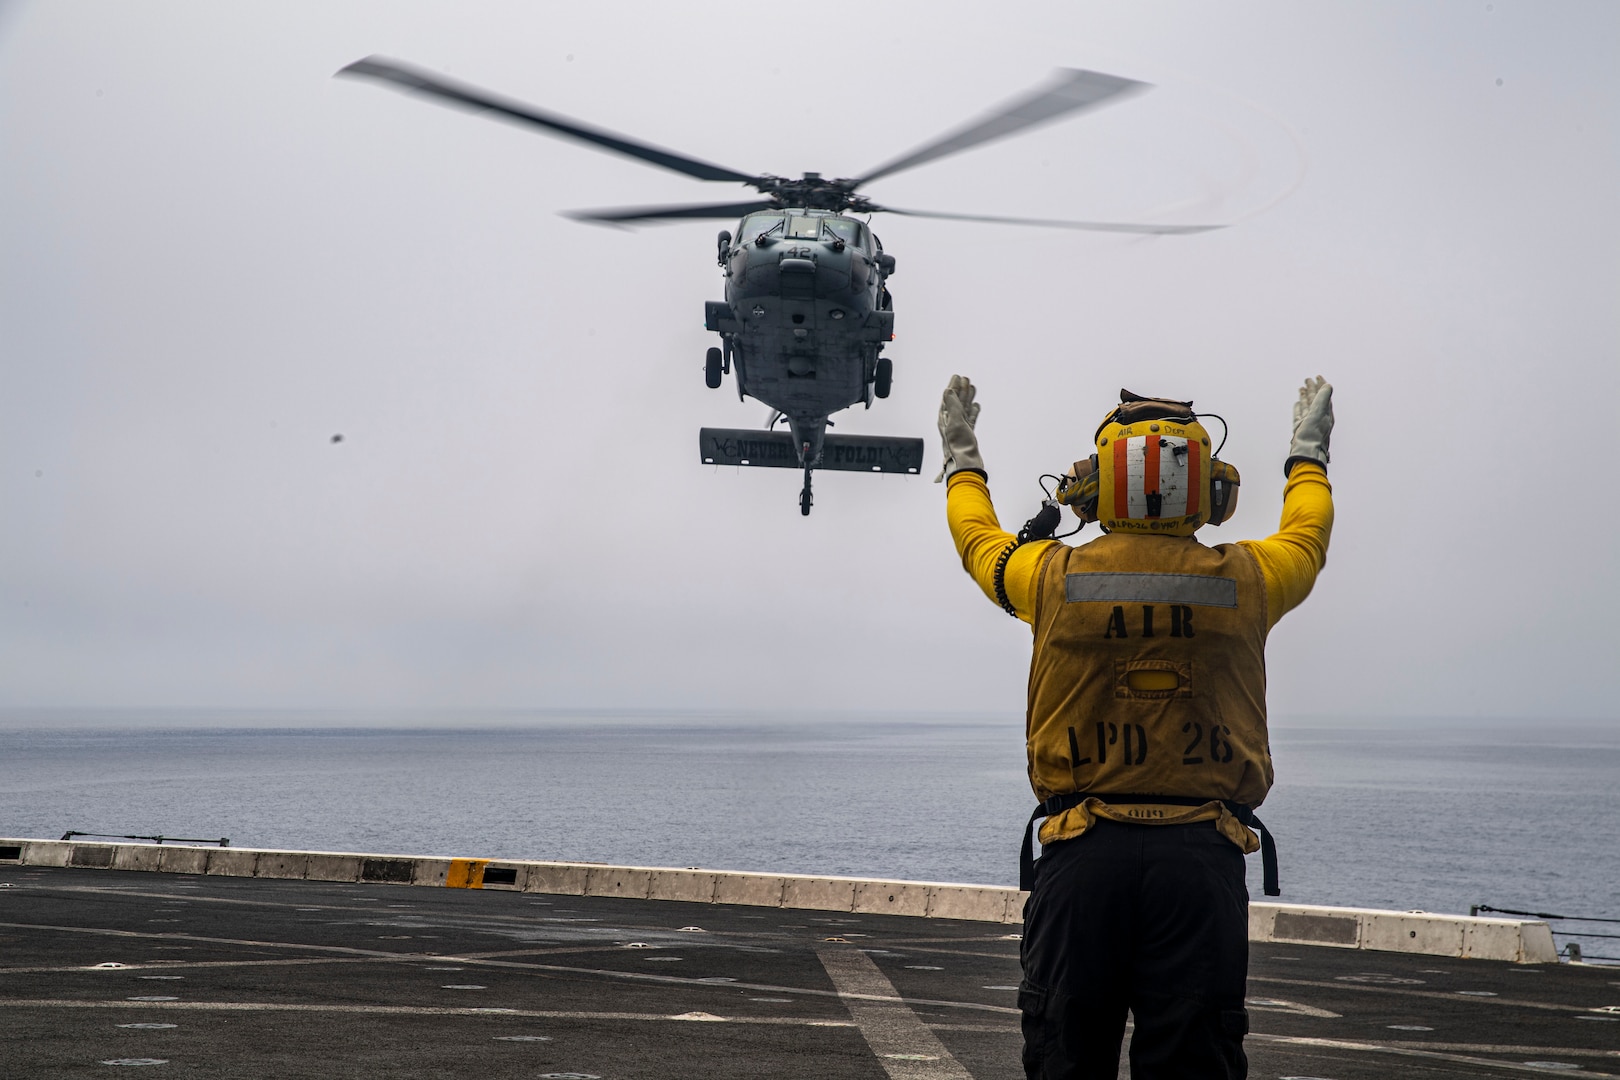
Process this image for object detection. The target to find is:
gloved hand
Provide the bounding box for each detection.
[1286,375,1333,475]
[935,374,984,482]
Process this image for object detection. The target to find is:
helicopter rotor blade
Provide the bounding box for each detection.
[851,69,1146,188]
[870,204,1223,235]
[337,56,763,186]
[562,200,779,226]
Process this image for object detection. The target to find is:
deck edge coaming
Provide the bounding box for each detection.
[0,837,1558,963]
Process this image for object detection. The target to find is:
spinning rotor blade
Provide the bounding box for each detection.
[872,205,1223,235]
[563,199,778,225]
[852,69,1146,188]
[337,56,761,185]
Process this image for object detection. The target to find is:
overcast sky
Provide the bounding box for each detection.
[2,1,1615,723]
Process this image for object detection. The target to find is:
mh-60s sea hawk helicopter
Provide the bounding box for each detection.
[339,58,1220,514]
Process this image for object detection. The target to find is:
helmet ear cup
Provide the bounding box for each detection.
[1206,459,1241,526]
[1058,456,1100,521]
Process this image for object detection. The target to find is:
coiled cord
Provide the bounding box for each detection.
[993,503,1063,618]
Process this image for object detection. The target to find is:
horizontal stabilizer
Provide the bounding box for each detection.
[700,429,925,474]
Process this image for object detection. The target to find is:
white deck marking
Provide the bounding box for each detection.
[0,957,372,975]
[0,921,1017,1016]
[0,997,1015,1036]
[1250,1033,1620,1077]
[1250,974,1593,1015]
[0,998,854,1025]
[1246,996,1342,1019]
[1381,1040,1620,1060]
[861,943,1022,962]
[817,946,976,1080]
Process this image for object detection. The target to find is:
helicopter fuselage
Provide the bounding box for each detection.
[705,208,895,466]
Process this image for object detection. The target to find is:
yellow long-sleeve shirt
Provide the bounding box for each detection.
[947,462,1333,629]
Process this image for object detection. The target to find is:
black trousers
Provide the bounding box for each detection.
[1019,820,1250,1080]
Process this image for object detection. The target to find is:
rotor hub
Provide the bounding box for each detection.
[754,174,869,212]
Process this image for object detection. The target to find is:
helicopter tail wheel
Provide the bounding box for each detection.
[704,347,723,389]
[874,356,893,399]
[799,468,814,516]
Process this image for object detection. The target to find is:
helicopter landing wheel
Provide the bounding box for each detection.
[874,356,893,399]
[704,347,723,389]
[799,468,813,516]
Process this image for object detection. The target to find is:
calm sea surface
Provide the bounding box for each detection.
[4,714,1616,958]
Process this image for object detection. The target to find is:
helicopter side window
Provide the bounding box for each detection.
[741,214,784,241]
[785,215,825,240]
[824,219,865,248]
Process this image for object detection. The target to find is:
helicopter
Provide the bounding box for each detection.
[338,58,1220,514]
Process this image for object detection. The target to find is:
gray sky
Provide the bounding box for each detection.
[2,1,1616,721]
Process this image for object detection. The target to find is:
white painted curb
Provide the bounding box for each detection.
[0,838,1556,963]
[1248,902,1559,964]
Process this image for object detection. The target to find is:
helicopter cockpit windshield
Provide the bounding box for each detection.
[785,215,824,240]
[778,214,868,249]
[741,213,784,242]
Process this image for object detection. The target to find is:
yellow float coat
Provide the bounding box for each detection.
[946,463,1333,848]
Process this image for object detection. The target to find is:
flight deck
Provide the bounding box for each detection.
[2,852,1616,1079]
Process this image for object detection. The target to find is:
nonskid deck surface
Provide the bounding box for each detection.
[1,865,1615,1079]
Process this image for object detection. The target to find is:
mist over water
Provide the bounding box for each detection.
[4,714,1615,959]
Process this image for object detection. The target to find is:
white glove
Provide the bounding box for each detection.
[1287,376,1333,475]
[935,374,984,482]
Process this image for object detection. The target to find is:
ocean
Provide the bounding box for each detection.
[4,713,1616,961]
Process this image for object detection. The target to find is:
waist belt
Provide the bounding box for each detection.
[1019,792,1279,897]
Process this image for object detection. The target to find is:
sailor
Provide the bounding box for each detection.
[937,375,1334,1080]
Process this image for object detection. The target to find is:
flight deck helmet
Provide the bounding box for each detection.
[1056,390,1239,537]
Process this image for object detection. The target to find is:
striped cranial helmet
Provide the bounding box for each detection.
[1061,390,1239,537]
